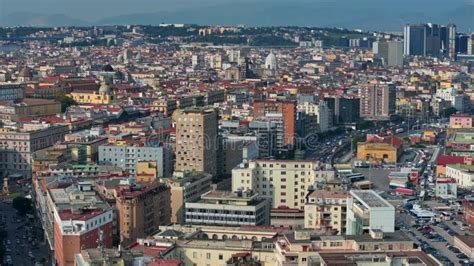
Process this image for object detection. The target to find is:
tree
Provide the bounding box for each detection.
[442,107,457,118]
[12,196,32,215]
[55,93,77,112]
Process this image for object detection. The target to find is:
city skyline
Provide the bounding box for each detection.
[1,0,473,31]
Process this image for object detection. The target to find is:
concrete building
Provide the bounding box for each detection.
[270,207,305,229]
[356,134,403,164]
[232,160,335,209]
[324,96,360,126]
[69,80,115,105]
[404,24,427,56]
[0,83,25,101]
[450,113,473,128]
[116,182,171,244]
[275,229,436,266]
[162,171,213,224]
[297,101,329,132]
[185,190,270,226]
[47,184,114,266]
[436,88,466,112]
[0,98,61,122]
[373,40,403,67]
[435,178,457,199]
[304,190,349,235]
[346,190,395,235]
[253,100,296,146]
[175,108,218,176]
[0,124,68,178]
[136,161,158,183]
[359,82,396,120]
[98,142,172,178]
[445,163,474,188]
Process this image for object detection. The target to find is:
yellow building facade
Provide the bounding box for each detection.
[136,161,158,183]
[356,143,397,163]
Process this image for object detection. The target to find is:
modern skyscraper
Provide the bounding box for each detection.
[324,96,360,126]
[373,40,403,66]
[404,24,427,56]
[175,108,218,176]
[447,24,457,59]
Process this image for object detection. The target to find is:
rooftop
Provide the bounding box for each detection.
[452,131,474,144]
[308,190,349,199]
[350,190,392,209]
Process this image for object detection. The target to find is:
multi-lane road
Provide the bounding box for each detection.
[0,201,51,266]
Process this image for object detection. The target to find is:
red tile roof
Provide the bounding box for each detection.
[436,155,465,166]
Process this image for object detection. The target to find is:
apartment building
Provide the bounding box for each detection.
[304,190,349,235]
[359,82,396,120]
[0,83,25,101]
[98,142,172,177]
[175,108,218,176]
[253,100,296,146]
[37,182,114,266]
[116,182,171,244]
[274,230,435,266]
[232,160,335,209]
[0,124,68,178]
[185,190,270,226]
[162,171,213,224]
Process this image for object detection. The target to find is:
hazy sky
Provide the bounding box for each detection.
[1,0,473,30]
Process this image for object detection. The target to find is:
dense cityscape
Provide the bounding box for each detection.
[0,21,473,266]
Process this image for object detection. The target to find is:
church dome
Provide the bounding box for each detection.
[99,80,111,94]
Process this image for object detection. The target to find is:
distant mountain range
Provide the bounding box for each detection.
[1,0,473,31]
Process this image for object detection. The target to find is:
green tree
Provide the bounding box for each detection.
[55,93,77,112]
[12,196,32,215]
[442,107,457,118]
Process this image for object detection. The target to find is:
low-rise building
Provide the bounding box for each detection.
[0,98,61,121]
[185,190,270,226]
[304,190,349,235]
[435,178,457,199]
[0,123,68,178]
[449,113,473,129]
[270,207,304,229]
[346,190,395,235]
[356,134,403,164]
[162,171,213,224]
[445,163,474,188]
[0,83,25,101]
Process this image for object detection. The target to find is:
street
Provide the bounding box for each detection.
[0,201,51,266]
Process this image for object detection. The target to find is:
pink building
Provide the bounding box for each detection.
[450,114,473,128]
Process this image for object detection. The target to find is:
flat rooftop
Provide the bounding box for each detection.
[452,132,474,144]
[351,190,392,209]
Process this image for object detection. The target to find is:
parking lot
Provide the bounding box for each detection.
[0,201,50,266]
[398,210,473,265]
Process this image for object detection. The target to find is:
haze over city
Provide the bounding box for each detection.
[1,0,474,30]
[1,0,474,266]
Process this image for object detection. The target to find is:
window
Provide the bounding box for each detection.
[219,254,223,260]
[206,253,211,259]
